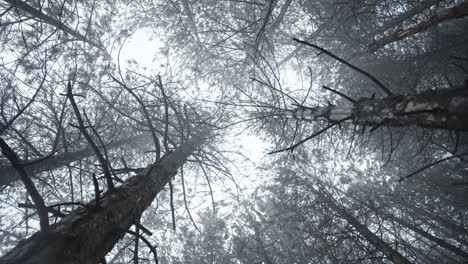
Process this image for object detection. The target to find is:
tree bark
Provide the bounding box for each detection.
[0,135,202,264]
[289,87,468,131]
[0,134,148,187]
[370,0,443,39]
[4,0,103,49]
[315,189,413,264]
[369,0,468,53]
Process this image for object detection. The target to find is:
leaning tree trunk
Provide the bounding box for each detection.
[314,188,413,264]
[290,87,468,131]
[0,135,202,264]
[369,0,443,39]
[386,214,468,259]
[369,0,468,53]
[392,197,468,249]
[0,134,148,187]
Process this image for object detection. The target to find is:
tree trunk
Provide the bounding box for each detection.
[387,214,468,259]
[4,0,103,49]
[370,0,443,38]
[390,196,468,249]
[0,134,148,187]
[290,87,468,131]
[315,189,413,264]
[369,0,468,53]
[0,135,202,264]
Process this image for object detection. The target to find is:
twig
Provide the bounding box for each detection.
[322,86,357,104]
[124,229,159,264]
[0,75,45,135]
[110,74,161,161]
[268,121,344,154]
[157,76,170,153]
[169,180,176,230]
[133,217,140,264]
[18,202,65,218]
[180,166,200,233]
[293,38,393,96]
[91,173,101,204]
[197,159,217,214]
[250,77,301,106]
[134,222,153,236]
[399,152,468,182]
[83,111,123,184]
[66,81,114,190]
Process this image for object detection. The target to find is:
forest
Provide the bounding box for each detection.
[0,0,467,263]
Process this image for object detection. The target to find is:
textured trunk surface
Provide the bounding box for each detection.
[0,134,148,187]
[290,88,468,131]
[0,137,200,264]
[370,0,443,38]
[369,0,468,53]
[353,88,468,130]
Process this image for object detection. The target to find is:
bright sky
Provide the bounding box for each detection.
[118,29,163,69]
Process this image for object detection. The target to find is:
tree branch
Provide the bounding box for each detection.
[66,81,114,190]
[0,138,49,232]
[293,38,393,96]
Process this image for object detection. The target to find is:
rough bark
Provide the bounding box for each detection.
[4,0,103,49]
[369,0,468,53]
[370,0,443,38]
[0,134,148,187]
[0,135,202,264]
[316,189,413,264]
[289,87,468,131]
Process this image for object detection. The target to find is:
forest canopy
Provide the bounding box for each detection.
[0,0,467,263]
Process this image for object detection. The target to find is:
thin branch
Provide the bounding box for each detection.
[66,81,114,190]
[124,230,159,264]
[293,38,393,96]
[134,222,152,236]
[110,74,161,161]
[0,137,49,232]
[157,76,170,153]
[196,158,217,214]
[133,217,140,264]
[18,202,65,218]
[0,74,45,135]
[322,86,357,104]
[251,77,301,106]
[5,0,103,49]
[91,173,101,204]
[180,166,201,233]
[399,152,468,182]
[169,180,176,230]
[268,122,343,154]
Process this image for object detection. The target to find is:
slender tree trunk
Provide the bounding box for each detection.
[0,134,148,187]
[391,196,468,249]
[370,0,443,38]
[0,136,202,264]
[4,0,103,49]
[290,87,468,131]
[315,189,413,264]
[387,214,468,259]
[369,0,468,53]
